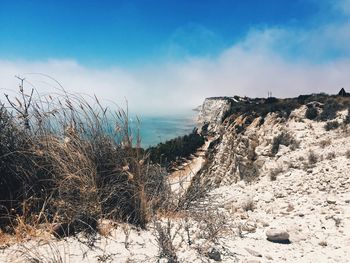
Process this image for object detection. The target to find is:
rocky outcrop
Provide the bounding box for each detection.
[197,97,232,134]
[192,95,350,190]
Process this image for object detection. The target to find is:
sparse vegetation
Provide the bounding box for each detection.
[269,166,283,181]
[345,150,350,159]
[308,151,319,165]
[326,152,336,160]
[154,220,179,263]
[319,139,332,148]
[222,93,350,125]
[344,108,350,125]
[325,121,340,131]
[147,129,205,169]
[241,197,255,212]
[305,106,318,120]
[319,100,342,121]
[271,132,298,155]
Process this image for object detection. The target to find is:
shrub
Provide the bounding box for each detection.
[154,220,179,263]
[271,132,298,155]
[319,101,341,121]
[319,139,331,148]
[344,108,350,125]
[269,166,283,181]
[326,152,336,160]
[345,150,350,159]
[241,197,255,212]
[325,121,340,131]
[305,106,318,120]
[308,151,319,165]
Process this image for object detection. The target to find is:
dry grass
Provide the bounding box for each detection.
[308,150,319,166]
[319,139,332,148]
[269,166,283,181]
[241,197,255,212]
[154,219,179,263]
[0,84,169,240]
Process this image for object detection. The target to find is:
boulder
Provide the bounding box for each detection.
[207,247,222,261]
[266,228,290,244]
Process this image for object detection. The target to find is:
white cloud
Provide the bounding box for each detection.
[1,2,350,116]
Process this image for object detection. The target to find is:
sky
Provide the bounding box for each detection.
[1,0,350,115]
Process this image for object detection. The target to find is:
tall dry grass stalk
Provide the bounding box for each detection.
[0,81,170,238]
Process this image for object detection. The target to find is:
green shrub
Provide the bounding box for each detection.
[271,132,298,155]
[308,151,319,165]
[324,121,340,131]
[319,101,341,121]
[305,106,318,120]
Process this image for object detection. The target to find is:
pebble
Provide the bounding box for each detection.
[326,196,337,204]
[245,247,262,257]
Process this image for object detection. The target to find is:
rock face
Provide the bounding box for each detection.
[185,98,350,262]
[197,97,232,134]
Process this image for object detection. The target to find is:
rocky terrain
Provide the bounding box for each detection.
[1,95,349,263]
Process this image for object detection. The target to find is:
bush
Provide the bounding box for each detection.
[326,152,336,160]
[269,166,283,181]
[344,108,350,125]
[271,132,298,155]
[305,106,318,120]
[308,151,319,165]
[345,150,350,159]
[0,89,168,234]
[319,101,341,121]
[324,121,340,131]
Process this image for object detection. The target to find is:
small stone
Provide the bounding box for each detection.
[266,228,290,243]
[237,180,246,189]
[158,258,169,263]
[262,192,274,203]
[326,196,337,204]
[245,259,261,263]
[286,204,294,212]
[265,254,273,260]
[241,220,257,232]
[318,241,328,247]
[245,247,262,257]
[274,191,286,198]
[207,247,221,261]
[296,212,305,217]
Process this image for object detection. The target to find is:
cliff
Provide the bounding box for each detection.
[180,93,350,262]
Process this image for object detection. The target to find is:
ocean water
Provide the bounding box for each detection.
[132,111,197,148]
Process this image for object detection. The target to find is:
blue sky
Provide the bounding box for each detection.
[1,0,350,114]
[0,0,323,66]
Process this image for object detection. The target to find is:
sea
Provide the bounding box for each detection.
[132,111,197,148]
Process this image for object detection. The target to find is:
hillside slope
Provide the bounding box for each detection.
[1,95,350,263]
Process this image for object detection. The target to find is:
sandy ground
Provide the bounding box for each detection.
[168,139,212,195]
